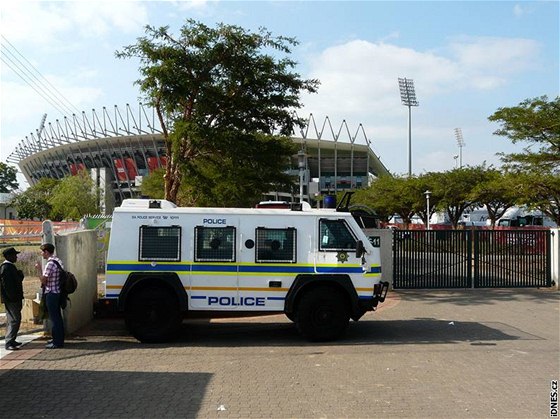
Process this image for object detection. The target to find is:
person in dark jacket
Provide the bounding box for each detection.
[1,247,25,350]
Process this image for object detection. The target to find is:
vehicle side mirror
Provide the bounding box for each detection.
[356,240,365,258]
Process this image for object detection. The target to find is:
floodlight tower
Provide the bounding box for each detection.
[398,77,419,177]
[454,128,465,168]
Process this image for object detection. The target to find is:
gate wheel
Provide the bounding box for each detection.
[124,284,181,343]
[295,286,350,341]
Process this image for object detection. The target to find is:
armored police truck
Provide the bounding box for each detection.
[103,198,388,343]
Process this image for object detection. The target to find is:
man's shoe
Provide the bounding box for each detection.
[45,343,62,349]
[5,345,19,351]
[12,341,23,347]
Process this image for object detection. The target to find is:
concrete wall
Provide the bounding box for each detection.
[362,228,393,288]
[54,230,98,334]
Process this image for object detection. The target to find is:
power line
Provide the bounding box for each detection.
[0,35,81,117]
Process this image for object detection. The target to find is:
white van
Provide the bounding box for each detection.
[103,199,388,343]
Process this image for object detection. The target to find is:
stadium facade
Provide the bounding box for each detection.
[7,105,390,214]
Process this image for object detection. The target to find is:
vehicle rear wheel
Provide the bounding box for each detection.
[295,286,349,342]
[124,284,181,343]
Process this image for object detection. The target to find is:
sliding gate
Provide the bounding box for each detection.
[393,229,551,289]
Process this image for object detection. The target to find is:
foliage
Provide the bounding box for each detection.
[469,170,519,227]
[488,96,559,226]
[514,171,560,226]
[116,19,319,205]
[489,95,560,173]
[10,178,60,220]
[0,162,19,193]
[184,132,297,207]
[49,170,100,220]
[431,166,489,229]
[140,168,165,200]
[354,175,425,228]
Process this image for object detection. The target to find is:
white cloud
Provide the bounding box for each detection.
[301,36,540,119]
[299,36,537,173]
[448,36,539,75]
[0,1,148,45]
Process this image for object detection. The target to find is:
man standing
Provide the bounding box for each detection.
[1,247,25,351]
[35,243,64,349]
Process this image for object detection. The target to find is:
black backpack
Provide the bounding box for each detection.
[52,260,78,295]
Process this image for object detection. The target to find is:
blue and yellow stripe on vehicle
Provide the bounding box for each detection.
[104,260,381,299]
[106,261,381,275]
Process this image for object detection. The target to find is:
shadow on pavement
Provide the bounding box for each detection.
[0,369,212,418]
[58,315,540,350]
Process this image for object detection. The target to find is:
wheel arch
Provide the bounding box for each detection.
[118,272,188,313]
[284,274,363,320]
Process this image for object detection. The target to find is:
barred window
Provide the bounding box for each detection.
[194,226,236,262]
[256,228,296,263]
[319,219,357,251]
[139,226,181,261]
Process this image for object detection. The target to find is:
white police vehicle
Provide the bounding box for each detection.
[103,198,388,343]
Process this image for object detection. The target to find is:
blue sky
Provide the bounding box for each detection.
[1,1,558,188]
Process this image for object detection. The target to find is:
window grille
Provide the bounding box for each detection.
[139,226,181,261]
[255,228,296,263]
[194,226,236,262]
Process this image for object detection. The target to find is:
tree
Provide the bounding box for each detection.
[355,175,424,228]
[470,169,519,227]
[10,178,60,220]
[0,163,18,193]
[515,171,560,226]
[49,171,100,220]
[183,132,296,207]
[489,96,560,173]
[431,166,489,229]
[117,20,319,205]
[140,168,165,200]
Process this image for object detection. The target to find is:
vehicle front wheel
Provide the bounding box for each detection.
[295,286,350,342]
[124,284,181,343]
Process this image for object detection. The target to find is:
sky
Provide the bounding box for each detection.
[0,0,558,189]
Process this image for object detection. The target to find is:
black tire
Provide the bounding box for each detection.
[124,284,181,343]
[295,286,350,342]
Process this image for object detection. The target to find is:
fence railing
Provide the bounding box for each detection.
[0,219,80,246]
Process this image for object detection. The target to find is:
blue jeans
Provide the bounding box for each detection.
[45,293,64,347]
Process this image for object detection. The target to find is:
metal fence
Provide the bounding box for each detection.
[393,229,551,289]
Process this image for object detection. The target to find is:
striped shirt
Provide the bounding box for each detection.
[43,256,63,294]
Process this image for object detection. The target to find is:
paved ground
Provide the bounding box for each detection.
[0,288,558,418]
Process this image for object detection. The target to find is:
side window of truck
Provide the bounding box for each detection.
[194,226,236,262]
[319,219,357,251]
[255,228,297,263]
[139,225,181,261]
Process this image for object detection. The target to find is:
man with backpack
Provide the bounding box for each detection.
[35,243,65,349]
[1,247,25,351]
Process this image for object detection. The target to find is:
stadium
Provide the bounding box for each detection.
[6,104,390,214]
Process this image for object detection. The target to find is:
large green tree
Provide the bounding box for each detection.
[49,171,100,220]
[10,178,60,220]
[117,20,318,205]
[0,163,18,193]
[470,169,519,227]
[431,166,489,229]
[489,96,560,225]
[355,175,424,228]
[489,95,560,173]
[515,171,560,226]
